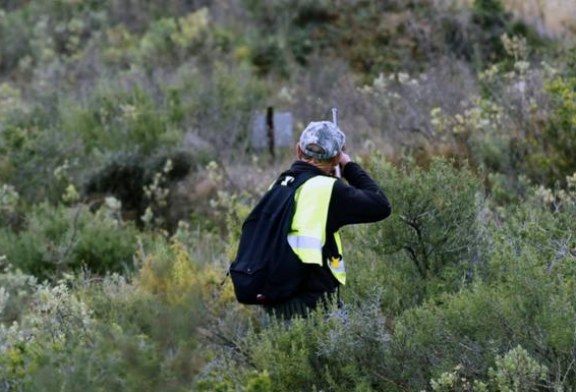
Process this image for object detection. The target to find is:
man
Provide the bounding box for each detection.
[264,120,392,319]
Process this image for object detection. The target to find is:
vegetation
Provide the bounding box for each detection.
[1,0,575,390]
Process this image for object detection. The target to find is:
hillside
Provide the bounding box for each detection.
[1,1,575,391]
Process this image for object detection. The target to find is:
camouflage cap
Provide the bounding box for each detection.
[298,121,345,160]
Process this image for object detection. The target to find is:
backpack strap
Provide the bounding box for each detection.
[272,169,319,192]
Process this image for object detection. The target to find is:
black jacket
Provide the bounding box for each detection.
[287,160,392,307]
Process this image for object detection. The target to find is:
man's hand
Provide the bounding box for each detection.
[338,151,351,170]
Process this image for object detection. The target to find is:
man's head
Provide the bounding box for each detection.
[298,121,345,161]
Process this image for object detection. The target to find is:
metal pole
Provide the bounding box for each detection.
[331,107,338,127]
[266,106,275,162]
[331,107,341,178]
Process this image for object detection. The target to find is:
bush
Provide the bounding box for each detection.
[196,296,398,392]
[429,46,573,200]
[0,268,37,325]
[0,8,33,74]
[537,74,576,186]
[0,273,171,391]
[133,8,210,69]
[0,107,84,204]
[174,61,269,157]
[0,279,95,389]
[0,203,140,279]
[0,236,225,391]
[351,155,482,304]
[59,84,179,155]
[390,182,576,390]
[83,148,201,231]
[429,346,548,391]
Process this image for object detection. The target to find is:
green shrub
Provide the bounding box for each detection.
[72,215,139,274]
[243,0,425,76]
[0,117,84,205]
[105,0,203,32]
[243,0,541,78]
[175,61,269,156]
[430,364,488,391]
[429,347,549,392]
[24,324,165,392]
[0,183,20,229]
[470,0,512,63]
[0,251,214,391]
[0,280,95,389]
[391,185,576,390]
[479,67,576,189]
[489,346,549,391]
[0,203,140,279]
[83,147,210,232]
[352,155,482,303]
[393,285,517,388]
[393,283,562,389]
[429,50,571,201]
[537,74,576,186]
[0,0,108,77]
[197,296,400,392]
[0,86,67,205]
[59,84,179,155]
[134,8,210,68]
[0,8,33,74]
[0,268,38,325]
[0,275,168,391]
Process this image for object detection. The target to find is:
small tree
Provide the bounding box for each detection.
[360,155,482,300]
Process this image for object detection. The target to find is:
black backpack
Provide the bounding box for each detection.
[229,170,317,305]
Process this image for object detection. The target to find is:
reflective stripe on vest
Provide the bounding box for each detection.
[288,175,346,285]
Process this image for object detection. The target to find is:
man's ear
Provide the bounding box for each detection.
[331,152,341,166]
[296,144,303,159]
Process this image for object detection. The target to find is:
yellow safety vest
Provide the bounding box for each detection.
[287,176,346,285]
